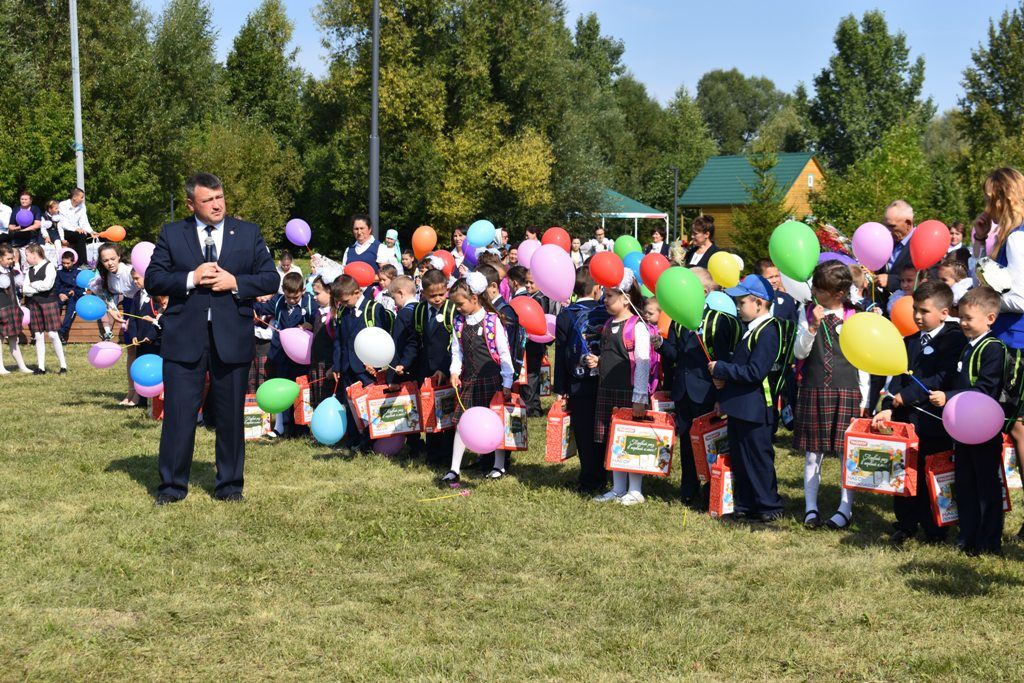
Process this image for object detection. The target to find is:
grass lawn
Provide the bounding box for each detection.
[4,344,1024,680]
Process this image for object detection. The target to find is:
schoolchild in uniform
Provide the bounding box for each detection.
[521,267,558,417]
[126,268,163,359]
[0,243,30,374]
[21,243,68,374]
[308,276,336,409]
[55,248,83,343]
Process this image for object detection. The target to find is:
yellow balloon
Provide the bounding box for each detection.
[838,312,908,376]
[708,251,740,288]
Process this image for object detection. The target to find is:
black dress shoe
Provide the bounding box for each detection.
[154,493,183,506]
[890,529,913,546]
[58,367,68,374]
[215,492,245,502]
[749,511,784,524]
[33,368,46,375]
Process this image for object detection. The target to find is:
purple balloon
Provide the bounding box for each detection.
[285,218,311,247]
[517,239,542,268]
[463,242,478,268]
[851,222,893,271]
[372,435,406,456]
[530,244,575,302]
[131,241,155,277]
[15,208,33,227]
[818,251,856,266]
[942,391,1004,445]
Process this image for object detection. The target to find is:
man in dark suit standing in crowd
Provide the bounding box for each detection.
[880,199,916,294]
[146,172,278,504]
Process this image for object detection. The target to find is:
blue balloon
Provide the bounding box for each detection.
[75,294,107,321]
[466,220,496,248]
[130,354,163,387]
[623,251,643,277]
[705,291,737,317]
[76,269,97,289]
[463,243,478,268]
[311,397,347,445]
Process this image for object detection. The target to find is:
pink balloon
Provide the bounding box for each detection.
[942,391,1004,445]
[851,222,893,271]
[131,241,155,277]
[458,406,504,453]
[530,244,575,302]
[88,341,123,369]
[517,239,542,268]
[134,381,163,398]
[527,313,557,343]
[372,435,406,456]
[20,306,29,327]
[280,328,313,365]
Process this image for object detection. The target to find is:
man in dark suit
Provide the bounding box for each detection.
[146,173,279,504]
[880,199,916,295]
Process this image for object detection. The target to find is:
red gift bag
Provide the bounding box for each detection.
[419,378,457,433]
[709,454,734,518]
[1003,434,1022,490]
[604,408,675,477]
[842,419,918,497]
[490,391,529,451]
[690,412,729,484]
[366,382,422,439]
[925,451,1012,527]
[545,398,577,462]
[293,375,314,426]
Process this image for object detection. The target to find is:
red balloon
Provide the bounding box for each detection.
[639,253,671,291]
[909,219,951,270]
[509,296,546,336]
[433,249,456,277]
[541,226,571,252]
[589,252,624,288]
[344,262,375,287]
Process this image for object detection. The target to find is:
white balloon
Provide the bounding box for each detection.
[354,326,396,369]
[779,273,812,303]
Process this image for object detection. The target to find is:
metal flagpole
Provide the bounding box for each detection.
[368,0,380,239]
[69,0,85,191]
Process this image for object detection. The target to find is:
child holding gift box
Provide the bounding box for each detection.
[874,281,966,546]
[257,271,315,437]
[590,270,652,506]
[794,260,868,530]
[440,273,514,484]
[332,274,379,451]
[308,276,335,409]
[709,274,784,522]
[928,286,1007,555]
[386,275,423,456]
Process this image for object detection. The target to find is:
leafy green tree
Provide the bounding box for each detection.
[731,150,793,266]
[809,11,933,172]
[696,69,787,155]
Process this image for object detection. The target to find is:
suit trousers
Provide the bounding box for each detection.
[955,437,1004,553]
[158,323,248,498]
[893,434,950,539]
[675,397,715,501]
[569,389,605,492]
[728,415,784,516]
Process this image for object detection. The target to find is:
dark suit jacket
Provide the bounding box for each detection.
[553,299,602,397]
[947,335,1005,400]
[883,238,914,294]
[683,243,721,270]
[712,317,780,424]
[387,303,417,383]
[146,216,278,364]
[661,309,740,405]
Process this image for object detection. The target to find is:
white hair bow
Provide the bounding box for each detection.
[465,271,488,295]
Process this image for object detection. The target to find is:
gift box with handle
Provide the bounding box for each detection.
[709,454,734,518]
[539,355,552,397]
[690,412,729,484]
[842,418,918,497]
[650,391,675,416]
[925,451,1012,527]
[419,377,457,433]
[366,382,422,439]
[243,393,272,440]
[490,391,529,451]
[345,381,371,433]
[544,397,577,462]
[604,408,674,477]
[292,375,314,426]
[1003,434,1022,490]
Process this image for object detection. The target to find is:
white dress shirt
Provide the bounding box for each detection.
[58,198,92,235]
[0,202,11,235]
[794,304,871,408]
[186,219,225,291]
[342,238,390,266]
[580,237,614,259]
[22,261,56,296]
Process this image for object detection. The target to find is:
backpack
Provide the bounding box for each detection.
[361,298,394,333]
[745,317,785,408]
[274,292,315,328]
[566,300,610,370]
[414,300,456,349]
[672,308,741,361]
[602,315,661,393]
[453,312,502,365]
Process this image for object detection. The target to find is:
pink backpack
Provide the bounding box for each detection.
[603,315,661,393]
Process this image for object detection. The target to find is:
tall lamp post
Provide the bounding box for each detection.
[69,0,85,191]
[368,0,380,239]
[670,166,679,244]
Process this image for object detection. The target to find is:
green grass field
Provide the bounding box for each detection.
[3,344,1024,680]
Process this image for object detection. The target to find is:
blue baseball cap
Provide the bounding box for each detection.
[725,274,774,301]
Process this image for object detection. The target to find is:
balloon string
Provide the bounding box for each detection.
[253,314,279,332]
[884,391,942,421]
[811,296,832,348]
[913,271,920,292]
[418,490,471,503]
[695,328,712,363]
[904,371,930,395]
[454,385,467,412]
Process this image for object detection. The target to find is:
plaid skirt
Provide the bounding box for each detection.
[594,386,637,444]
[26,298,60,334]
[793,386,862,455]
[308,361,334,408]
[0,304,20,339]
[247,352,268,395]
[454,371,503,418]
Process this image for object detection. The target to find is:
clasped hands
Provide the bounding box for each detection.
[193,262,237,292]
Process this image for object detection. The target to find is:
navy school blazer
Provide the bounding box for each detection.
[712,317,780,424]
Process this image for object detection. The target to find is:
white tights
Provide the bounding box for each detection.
[450,431,506,473]
[804,451,853,520]
[34,331,67,371]
[1,337,29,372]
[612,471,643,496]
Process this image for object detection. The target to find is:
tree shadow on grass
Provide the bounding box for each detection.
[105,454,216,498]
[901,556,1024,596]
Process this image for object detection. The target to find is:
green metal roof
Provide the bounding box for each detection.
[598,187,668,217]
[677,152,815,207]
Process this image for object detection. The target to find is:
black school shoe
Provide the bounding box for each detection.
[215,492,245,503]
[154,493,184,506]
[746,511,784,524]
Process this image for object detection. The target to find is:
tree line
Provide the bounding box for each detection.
[0,0,1022,255]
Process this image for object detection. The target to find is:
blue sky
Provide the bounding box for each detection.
[142,0,1016,112]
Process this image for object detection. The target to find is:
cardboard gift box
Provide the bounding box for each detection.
[1003,434,1022,490]
[490,391,529,451]
[604,408,674,477]
[539,355,552,397]
[243,393,273,440]
[709,454,734,518]
[545,398,577,463]
[650,391,676,416]
[925,451,1012,527]
[293,375,314,426]
[366,382,422,439]
[419,377,457,433]
[345,381,371,433]
[690,412,729,484]
[842,418,918,497]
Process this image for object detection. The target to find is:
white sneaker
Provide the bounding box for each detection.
[0,367,9,375]
[18,367,32,374]
[617,491,645,506]
[592,490,621,503]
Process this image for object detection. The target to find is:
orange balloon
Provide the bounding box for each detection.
[890,295,917,337]
[657,311,671,339]
[100,225,126,242]
[412,225,437,259]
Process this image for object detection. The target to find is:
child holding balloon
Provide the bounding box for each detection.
[793,261,866,530]
[0,243,31,374]
[21,243,69,374]
[440,273,514,484]
[257,271,315,437]
[93,242,139,404]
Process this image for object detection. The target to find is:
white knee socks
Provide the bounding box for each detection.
[805,450,854,521]
[493,450,507,472]
[611,471,643,495]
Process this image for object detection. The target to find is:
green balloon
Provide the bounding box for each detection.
[613,235,642,259]
[640,283,654,298]
[256,378,300,414]
[768,220,820,282]
[655,266,704,330]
